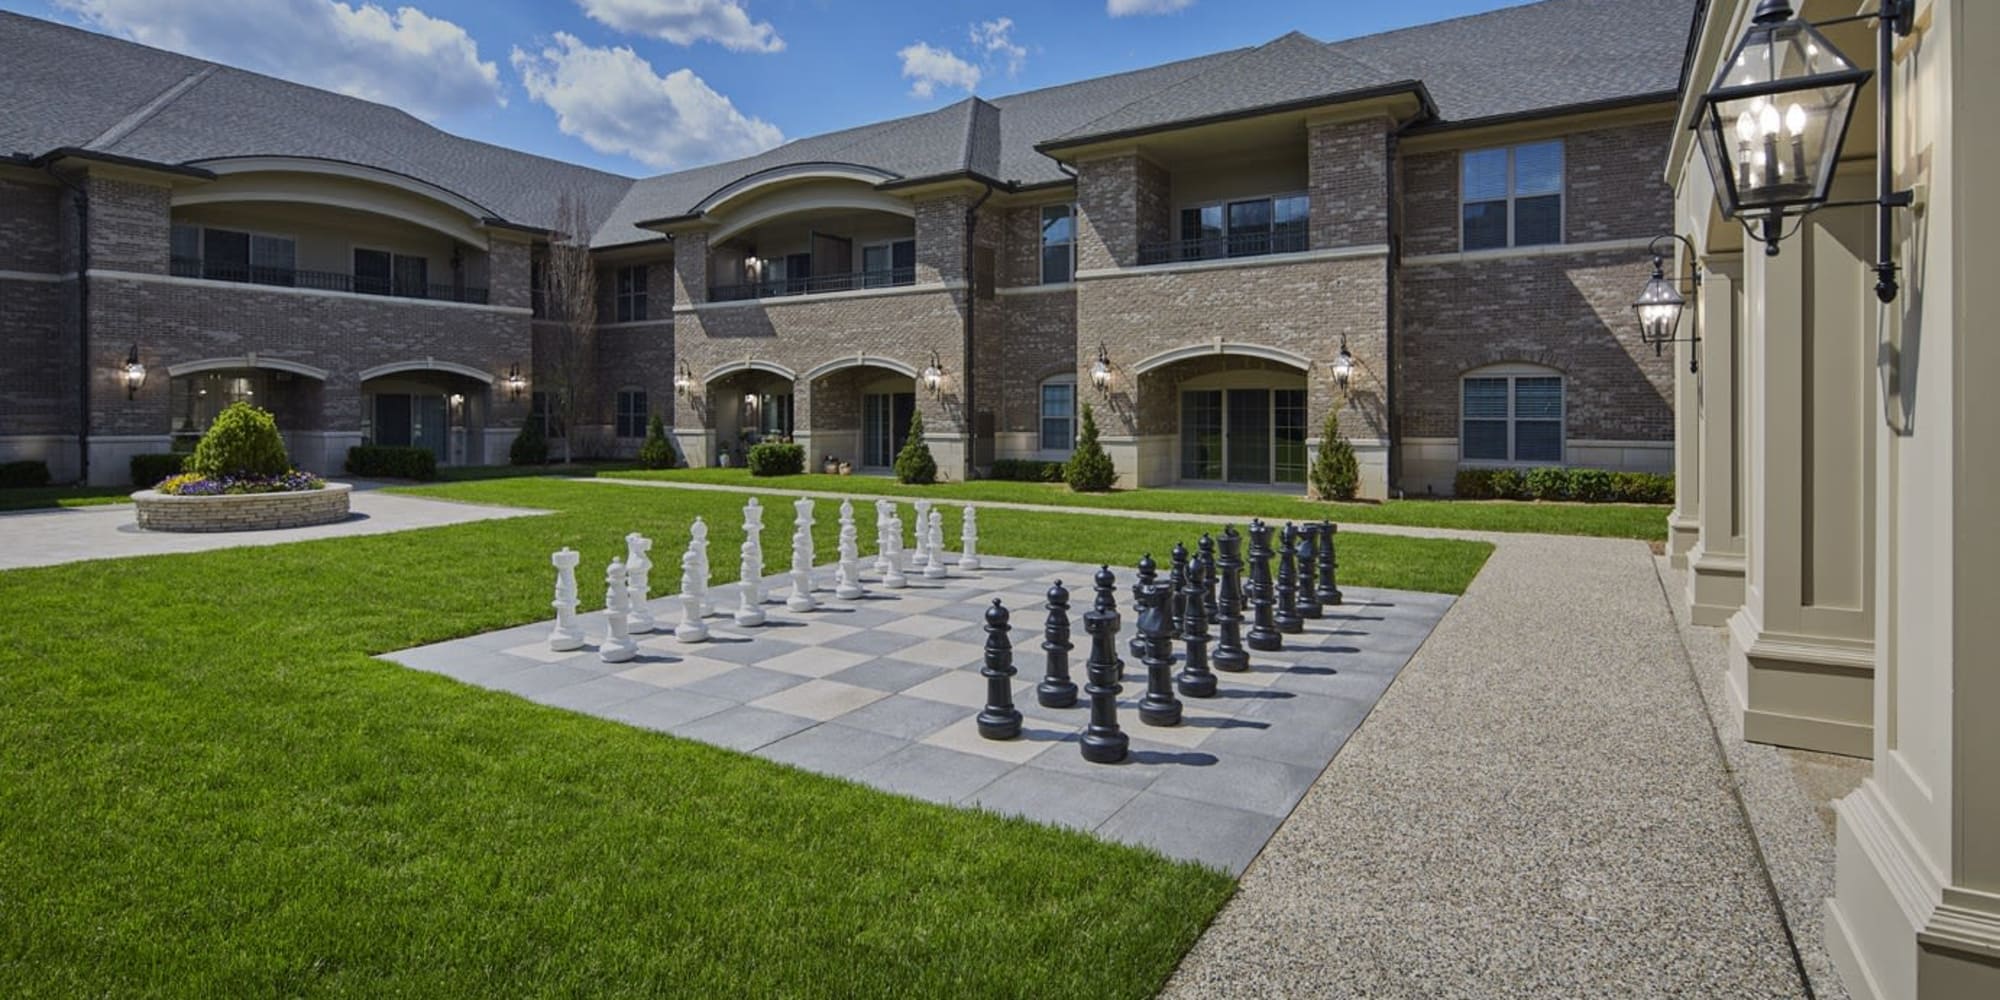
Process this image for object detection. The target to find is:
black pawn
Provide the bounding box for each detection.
[1246,519,1283,652]
[1212,525,1250,672]
[1037,580,1077,708]
[1129,553,1157,660]
[1317,520,1344,606]
[1175,571,1216,697]
[1135,581,1182,726]
[1295,523,1324,620]
[1167,541,1189,639]
[1081,574,1129,763]
[976,598,1022,740]
[1275,523,1304,634]
[1197,533,1219,624]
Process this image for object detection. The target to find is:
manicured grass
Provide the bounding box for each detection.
[0,485,134,511]
[0,478,1485,998]
[601,468,1671,541]
[432,461,644,483]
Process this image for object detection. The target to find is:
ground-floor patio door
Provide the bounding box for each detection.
[1180,387,1307,486]
[373,393,449,463]
[862,392,914,468]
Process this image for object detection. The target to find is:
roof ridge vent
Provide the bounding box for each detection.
[86,65,217,152]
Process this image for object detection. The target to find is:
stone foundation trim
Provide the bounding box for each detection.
[0,435,81,483]
[994,282,1075,297]
[1684,547,1746,627]
[1400,235,1656,268]
[0,268,67,283]
[1075,243,1388,282]
[1667,510,1700,566]
[1726,612,1874,758]
[87,269,532,315]
[671,280,965,315]
[133,482,352,532]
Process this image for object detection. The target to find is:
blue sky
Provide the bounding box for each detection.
[6,0,1532,178]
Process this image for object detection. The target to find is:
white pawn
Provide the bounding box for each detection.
[957,505,981,572]
[548,547,586,651]
[881,515,908,589]
[873,500,894,576]
[923,509,949,579]
[600,557,638,662]
[910,500,933,567]
[690,516,713,617]
[786,527,818,611]
[734,538,767,627]
[675,549,709,642]
[624,533,656,633]
[743,497,768,603]
[835,519,865,600]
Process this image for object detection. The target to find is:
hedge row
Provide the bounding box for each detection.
[0,460,51,489]
[986,459,1065,483]
[130,453,187,488]
[746,442,805,477]
[345,445,438,481]
[1454,467,1673,504]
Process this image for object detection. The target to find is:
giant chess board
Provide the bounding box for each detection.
[383,553,1450,875]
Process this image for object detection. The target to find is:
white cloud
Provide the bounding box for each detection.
[512,33,782,170]
[898,41,981,99]
[54,0,502,120]
[970,18,1026,78]
[1107,0,1196,16]
[575,0,782,54]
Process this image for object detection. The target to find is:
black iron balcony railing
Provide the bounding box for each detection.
[1136,228,1310,266]
[708,266,917,303]
[170,256,490,305]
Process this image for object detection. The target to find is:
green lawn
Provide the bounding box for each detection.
[0,485,134,511]
[601,468,1671,541]
[0,478,1489,998]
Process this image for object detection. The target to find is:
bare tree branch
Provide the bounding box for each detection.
[540,192,597,465]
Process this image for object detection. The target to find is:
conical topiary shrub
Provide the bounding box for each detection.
[1064,402,1116,492]
[1309,408,1360,501]
[510,417,548,466]
[638,413,675,469]
[186,401,291,479]
[894,410,937,484]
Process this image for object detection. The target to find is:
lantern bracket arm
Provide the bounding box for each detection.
[1647,234,1702,288]
[1808,0,1912,36]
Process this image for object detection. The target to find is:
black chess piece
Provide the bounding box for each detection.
[1037,580,1078,708]
[1080,574,1130,764]
[976,598,1023,740]
[1317,520,1343,606]
[1175,570,1217,697]
[1246,519,1282,651]
[1135,581,1182,726]
[1296,523,1324,620]
[1197,533,1219,624]
[1275,523,1304,634]
[1092,564,1126,682]
[1129,553,1157,659]
[1168,541,1189,639]
[1212,525,1250,672]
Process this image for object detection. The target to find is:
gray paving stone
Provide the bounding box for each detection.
[835,694,969,741]
[597,688,736,732]
[1097,791,1283,875]
[533,675,664,714]
[1148,752,1320,818]
[849,743,1017,805]
[669,706,817,752]
[675,665,807,703]
[486,663,604,697]
[757,722,908,778]
[825,658,949,693]
[694,633,806,664]
[967,766,1142,832]
[821,627,929,657]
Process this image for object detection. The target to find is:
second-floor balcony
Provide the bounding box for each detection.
[171,256,490,305]
[708,266,917,303]
[1136,228,1309,267]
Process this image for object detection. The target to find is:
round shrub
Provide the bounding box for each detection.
[187,402,290,479]
[1488,468,1528,500]
[746,442,805,476]
[1569,468,1615,503]
[894,411,937,485]
[1063,403,1116,492]
[1524,466,1573,501]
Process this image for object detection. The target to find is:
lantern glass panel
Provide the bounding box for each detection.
[1696,14,1865,221]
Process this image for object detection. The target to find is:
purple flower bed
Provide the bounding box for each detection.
[156,470,326,496]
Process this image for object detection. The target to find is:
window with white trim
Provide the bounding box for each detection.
[860,239,916,288]
[1040,204,1075,284]
[615,265,648,322]
[1461,140,1564,251]
[171,224,297,286]
[1039,376,1076,453]
[615,389,648,439]
[1177,193,1309,259]
[1461,366,1564,463]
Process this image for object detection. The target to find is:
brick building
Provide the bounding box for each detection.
[0,1,1693,493]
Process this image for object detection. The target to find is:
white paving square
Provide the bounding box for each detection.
[750,679,890,721]
[760,646,875,678]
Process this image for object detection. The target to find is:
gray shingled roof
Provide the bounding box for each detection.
[2,0,1694,250]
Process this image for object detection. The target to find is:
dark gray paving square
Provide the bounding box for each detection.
[821,628,929,657]
[597,688,736,732]
[533,675,663,714]
[1096,790,1284,875]
[757,722,908,778]
[1148,752,1319,818]
[693,633,807,664]
[485,663,603,697]
[825,658,949,693]
[1023,735,1213,790]
[676,665,807,703]
[669,706,818,752]
[966,766,1141,832]
[849,743,1017,805]
[836,693,969,740]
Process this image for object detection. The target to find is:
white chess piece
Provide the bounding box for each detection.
[600,557,639,662]
[910,500,933,567]
[881,515,908,589]
[923,509,949,579]
[957,505,981,571]
[624,533,656,633]
[675,549,709,642]
[743,497,767,603]
[786,525,818,611]
[690,516,713,617]
[835,516,865,600]
[793,497,817,586]
[734,538,767,627]
[872,500,894,576]
[548,547,586,651]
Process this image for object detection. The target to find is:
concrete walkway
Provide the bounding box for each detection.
[0,487,549,570]
[1163,534,1806,999]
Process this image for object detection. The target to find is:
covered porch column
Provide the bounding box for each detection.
[1686,253,1746,624]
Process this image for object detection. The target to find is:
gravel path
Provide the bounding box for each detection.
[1161,534,1806,999]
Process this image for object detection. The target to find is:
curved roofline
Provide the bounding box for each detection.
[1131,341,1313,375]
[185,155,499,221]
[694,161,904,214]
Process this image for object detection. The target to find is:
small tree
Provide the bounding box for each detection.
[188,401,290,478]
[540,192,598,465]
[1064,402,1116,492]
[638,413,675,469]
[1309,408,1361,501]
[510,417,548,466]
[894,411,937,484]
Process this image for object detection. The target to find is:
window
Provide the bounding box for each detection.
[752,392,794,440]
[354,248,428,297]
[1462,140,1564,251]
[615,389,648,439]
[1039,377,1076,452]
[615,265,648,321]
[1040,204,1075,284]
[171,226,296,286]
[861,239,915,288]
[530,391,565,438]
[1177,193,1310,260]
[1179,387,1309,484]
[530,258,547,318]
[1461,369,1564,463]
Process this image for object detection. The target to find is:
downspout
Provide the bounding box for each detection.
[1382,128,1402,496]
[47,165,90,485]
[962,181,996,479]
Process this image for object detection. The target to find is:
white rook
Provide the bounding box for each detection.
[624,532,656,633]
[548,547,586,651]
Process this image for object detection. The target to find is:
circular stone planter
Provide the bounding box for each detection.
[132,482,352,533]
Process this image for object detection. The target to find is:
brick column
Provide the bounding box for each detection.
[1307,118,1390,248]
